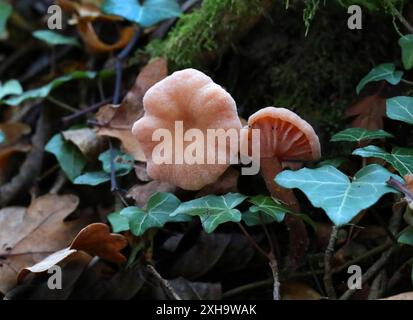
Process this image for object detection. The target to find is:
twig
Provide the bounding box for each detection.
[222,278,273,299]
[46,96,78,113]
[61,97,112,127]
[0,111,49,206]
[401,79,413,86]
[385,0,413,34]
[368,270,387,300]
[323,225,338,299]
[268,252,281,300]
[49,170,67,194]
[109,139,118,192]
[146,264,181,300]
[237,223,268,258]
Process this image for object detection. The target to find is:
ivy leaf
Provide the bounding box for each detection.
[101,0,181,28]
[2,71,96,106]
[398,226,413,246]
[353,145,413,176]
[0,130,5,144]
[45,133,87,181]
[399,34,413,70]
[73,171,111,186]
[0,80,23,100]
[108,211,130,233]
[356,63,403,94]
[32,30,80,47]
[119,192,187,236]
[275,164,402,226]
[171,193,248,233]
[99,149,134,176]
[331,128,393,142]
[248,195,286,223]
[386,96,413,125]
[0,0,12,39]
[242,209,277,227]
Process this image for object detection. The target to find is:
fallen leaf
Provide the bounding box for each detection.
[381,292,413,300]
[0,194,91,294]
[126,181,177,207]
[70,223,127,263]
[345,94,386,130]
[95,58,168,161]
[281,281,321,300]
[62,127,104,159]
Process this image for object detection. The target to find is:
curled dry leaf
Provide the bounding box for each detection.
[58,0,136,53]
[345,94,386,130]
[62,127,104,159]
[96,58,168,161]
[0,193,91,294]
[70,223,128,263]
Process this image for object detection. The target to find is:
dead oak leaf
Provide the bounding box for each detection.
[345,94,386,131]
[62,127,104,159]
[95,58,168,162]
[0,194,91,294]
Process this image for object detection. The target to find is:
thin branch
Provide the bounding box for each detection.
[323,225,338,299]
[146,264,181,300]
[61,97,112,127]
[46,96,77,113]
[237,223,268,258]
[385,0,413,34]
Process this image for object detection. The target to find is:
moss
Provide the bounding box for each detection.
[145,0,272,70]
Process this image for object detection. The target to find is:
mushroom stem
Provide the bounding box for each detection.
[260,157,300,211]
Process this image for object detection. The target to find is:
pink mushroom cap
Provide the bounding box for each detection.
[132,68,242,190]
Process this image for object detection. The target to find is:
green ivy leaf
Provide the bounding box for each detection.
[248,195,286,223]
[101,0,181,28]
[0,0,12,39]
[242,209,277,226]
[275,164,401,226]
[2,71,96,106]
[108,211,130,233]
[331,128,393,142]
[99,149,134,176]
[0,130,5,144]
[73,171,111,186]
[386,96,413,125]
[353,145,413,176]
[398,226,413,246]
[356,63,403,94]
[399,35,413,70]
[32,30,80,47]
[172,193,248,233]
[119,192,188,236]
[45,133,87,181]
[0,80,23,100]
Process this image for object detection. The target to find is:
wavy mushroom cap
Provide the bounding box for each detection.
[241,107,321,161]
[132,68,242,190]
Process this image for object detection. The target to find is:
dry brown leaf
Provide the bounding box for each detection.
[126,181,177,207]
[70,223,127,263]
[58,0,121,22]
[62,127,104,159]
[281,281,321,300]
[96,58,168,161]
[0,193,91,294]
[196,167,239,197]
[381,292,413,300]
[345,94,386,130]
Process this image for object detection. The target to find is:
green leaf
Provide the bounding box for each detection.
[99,149,134,176]
[45,133,87,181]
[171,193,248,233]
[0,80,23,100]
[0,130,5,144]
[2,71,96,106]
[32,30,80,47]
[275,164,402,226]
[108,211,130,233]
[120,192,187,236]
[242,209,277,227]
[73,171,111,186]
[248,195,286,223]
[0,0,12,39]
[398,226,413,246]
[356,63,403,94]
[386,96,413,125]
[101,0,181,28]
[316,157,347,168]
[331,128,393,142]
[399,34,413,70]
[353,145,413,176]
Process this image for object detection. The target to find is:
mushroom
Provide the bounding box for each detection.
[241,107,321,210]
[132,68,242,190]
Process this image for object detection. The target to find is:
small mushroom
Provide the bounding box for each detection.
[241,107,321,210]
[132,68,242,190]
